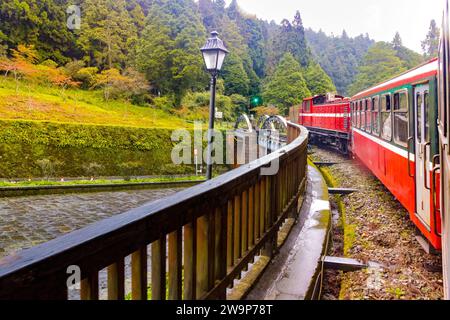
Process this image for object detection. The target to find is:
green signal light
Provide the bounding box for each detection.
[251,96,262,107]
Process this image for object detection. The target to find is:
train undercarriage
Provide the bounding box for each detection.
[305,126,350,155]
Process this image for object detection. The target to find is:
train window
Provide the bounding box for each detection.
[350,102,354,126]
[393,91,408,147]
[416,93,422,140]
[381,94,392,141]
[361,100,365,129]
[372,96,380,135]
[356,101,360,128]
[359,101,364,129]
[305,100,311,112]
[366,99,372,132]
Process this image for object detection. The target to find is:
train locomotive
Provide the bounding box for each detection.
[297,94,351,154]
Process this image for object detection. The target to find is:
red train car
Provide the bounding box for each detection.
[350,58,441,250]
[298,94,351,153]
[439,0,450,298]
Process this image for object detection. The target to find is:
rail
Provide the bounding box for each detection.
[0,122,308,300]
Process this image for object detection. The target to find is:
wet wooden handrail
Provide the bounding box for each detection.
[0,122,308,300]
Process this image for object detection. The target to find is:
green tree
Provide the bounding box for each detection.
[126,0,146,34]
[243,60,261,96]
[392,32,403,50]
[266,11,311,75]
[0,31,7,57]
[135,0,207,105]
[0,0,79,64]
[305,28,374,95]
[199,0,258,98]
[227,0,266,77]
[78,0,137,69]
[422,19,440,58]
[348,42,407,96]
[221,53,249,96]
[392,32,423,69]
[303,62,336,95]
[263,53,311,115]
[230,93,248,115]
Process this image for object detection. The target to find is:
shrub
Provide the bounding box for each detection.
[40,59,58,68]
[181,91,235,121]
[73,67,98,89]
[118,161,144,180]
[36,158,63,180]
[152,96,174,111]
[82,162,103,178]
[252,106,279,117]
[64,60,85,78]
[230,94,248,115]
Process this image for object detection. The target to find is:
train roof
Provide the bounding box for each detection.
[303,94,350,104]
[352,57,438,100]
[303,94,347,101]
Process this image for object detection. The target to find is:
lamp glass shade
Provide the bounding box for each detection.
[216,50,227,70]
[202,50,219,71]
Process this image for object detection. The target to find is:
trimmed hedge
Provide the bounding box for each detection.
[0,120,197,178]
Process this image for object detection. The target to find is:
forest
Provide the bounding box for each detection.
[0,0,441,118]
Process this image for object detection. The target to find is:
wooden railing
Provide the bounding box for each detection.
[0,122,308,300]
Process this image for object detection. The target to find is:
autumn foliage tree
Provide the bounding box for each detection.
[93,68,150,102]
[0,45,79,91]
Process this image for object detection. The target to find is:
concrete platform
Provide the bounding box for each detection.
[246,164,331,300]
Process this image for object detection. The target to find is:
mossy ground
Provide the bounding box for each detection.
[315,165,356,257]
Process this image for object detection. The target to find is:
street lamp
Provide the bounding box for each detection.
[201,31,229,180]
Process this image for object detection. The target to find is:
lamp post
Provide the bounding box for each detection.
[201,31,229,180]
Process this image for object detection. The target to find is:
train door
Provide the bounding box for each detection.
[414,84,431,227]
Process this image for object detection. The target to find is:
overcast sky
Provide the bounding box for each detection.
[225,0,444,53]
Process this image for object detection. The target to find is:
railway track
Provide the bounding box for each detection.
[310,146,444,300]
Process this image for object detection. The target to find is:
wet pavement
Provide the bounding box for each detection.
[0,188,183,259]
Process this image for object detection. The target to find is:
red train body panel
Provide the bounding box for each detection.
[350,58,441,250]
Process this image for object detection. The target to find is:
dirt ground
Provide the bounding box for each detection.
[310,146,443,300]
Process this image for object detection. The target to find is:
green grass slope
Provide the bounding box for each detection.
[0,77,190,129]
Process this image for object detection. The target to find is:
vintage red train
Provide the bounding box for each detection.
[297,58,443,246]
[295,56,441,249]
[292,0,450,298]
